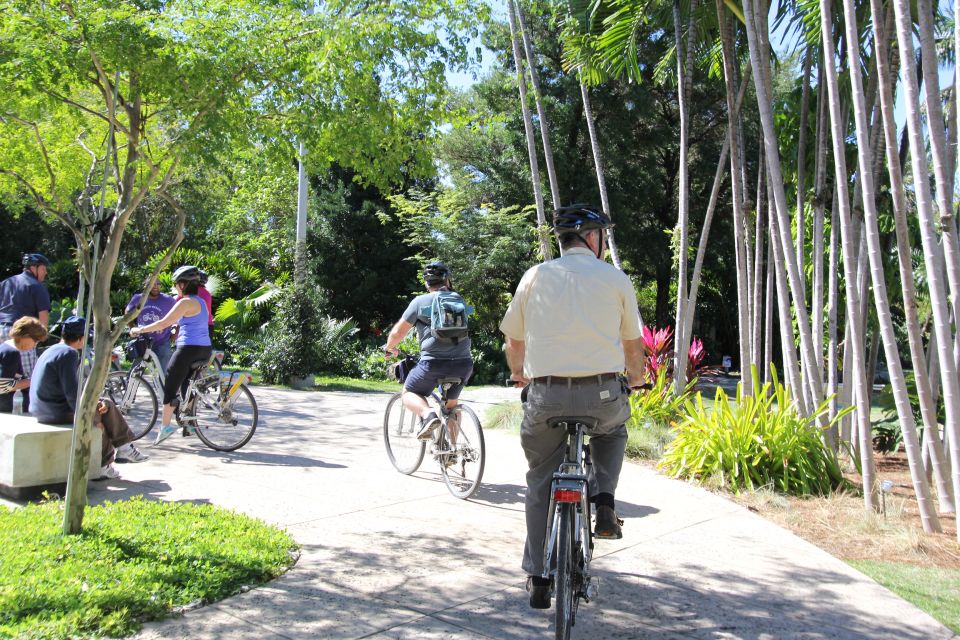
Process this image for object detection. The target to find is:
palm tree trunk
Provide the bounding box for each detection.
[764,230,774,384]
[812,61,828,374]
[742,0,821,411]
[871,0,955,514]
[795,46,813,298]
[507,0,552,260]
[820,0,879,508]
[672,0,699,394]
[826,184,840,443]
[514,0,561,210]
[579,84,623,270]
[716,1,756,399]
[769,193,803,398]
[685,72,751,372]
[892,0,960,534]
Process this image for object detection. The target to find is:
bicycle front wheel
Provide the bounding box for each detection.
[192,383,258,451]
[383,392,425,474]
[439,404,485,499]
[105,371,158,441]
[555,503,575,640]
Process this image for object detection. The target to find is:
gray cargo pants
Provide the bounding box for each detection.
[520,375,630,576]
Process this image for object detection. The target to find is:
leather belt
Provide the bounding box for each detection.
[531,372,620,386]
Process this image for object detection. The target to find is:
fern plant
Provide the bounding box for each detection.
[660,367,851,496]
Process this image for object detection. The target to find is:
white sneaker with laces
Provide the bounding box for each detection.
[115,443,149,463]
[96,464,121,480]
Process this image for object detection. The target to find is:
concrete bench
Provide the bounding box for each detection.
[0,413,102,500]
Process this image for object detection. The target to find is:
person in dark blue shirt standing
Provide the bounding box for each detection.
[30,316,149,479]
[0,253,52,404]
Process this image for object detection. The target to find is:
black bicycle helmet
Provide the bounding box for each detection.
[551,204,612,233]
[172,265,202,283]
[22,252,51,267]
[423,261,450,286]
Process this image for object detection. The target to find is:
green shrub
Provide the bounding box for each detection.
[660,367,850,496]
[257,282,328,384]
[486,401,523,431]
[0,498,296,639]
[625,368,695,459]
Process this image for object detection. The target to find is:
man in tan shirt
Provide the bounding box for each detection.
[500,205,645,610]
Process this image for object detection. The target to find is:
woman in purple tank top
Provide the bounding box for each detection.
[131,265,212,445]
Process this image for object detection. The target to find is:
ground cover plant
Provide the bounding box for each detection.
[0,498,297,639]
[660,368,850,495]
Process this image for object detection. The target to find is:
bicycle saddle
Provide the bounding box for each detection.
[437,377,462,387]
[547,416,599,430]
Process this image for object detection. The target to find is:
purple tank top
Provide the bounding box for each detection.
[176,296,212,347]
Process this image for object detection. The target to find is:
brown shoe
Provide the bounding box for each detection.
[594,505,623,539]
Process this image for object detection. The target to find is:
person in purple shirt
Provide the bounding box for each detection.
[131,265,212,445]
[125,279,176,372]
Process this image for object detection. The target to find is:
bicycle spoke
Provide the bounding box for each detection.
[440,404,485,499]
[383,393,424,474]
[192,384,258,451]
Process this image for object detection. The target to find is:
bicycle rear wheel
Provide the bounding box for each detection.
[439,404,485,499]
[383,392,425,474]
[191,383,258,451]
[105,371,158,441]
[555,503,575,640]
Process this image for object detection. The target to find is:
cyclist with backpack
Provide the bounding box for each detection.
[384,261,474,442]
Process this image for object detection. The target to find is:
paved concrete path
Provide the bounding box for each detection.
[78,385,952,639]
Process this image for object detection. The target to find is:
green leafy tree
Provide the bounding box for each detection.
[0,0,485,532]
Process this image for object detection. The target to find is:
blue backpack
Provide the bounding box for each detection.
[422,290,472,344]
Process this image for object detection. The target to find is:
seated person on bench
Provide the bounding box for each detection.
[29,316,148,480]
[0,316,47,414]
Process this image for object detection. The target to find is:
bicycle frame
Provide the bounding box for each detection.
[541,418,596,597]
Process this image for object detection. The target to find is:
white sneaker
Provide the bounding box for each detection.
[96,464,121,480]
[115,443,149,463]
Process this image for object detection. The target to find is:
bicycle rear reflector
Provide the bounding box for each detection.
[554,489,581,503]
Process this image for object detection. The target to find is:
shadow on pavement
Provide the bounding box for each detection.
[194,449,347,469]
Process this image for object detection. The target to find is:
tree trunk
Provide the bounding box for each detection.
[514,0,561,210]
[579,84,623,270]
[892,0,960,534]
[742,0,821,412]
[871,0,955,514]
[672,0,699,393]
[507,0,552,261]
[795,46,813,299]
[819,0,878,508]
[716,1,755,398]
[812,61,828,375]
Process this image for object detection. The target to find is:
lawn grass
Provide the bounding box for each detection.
[847,560,960,633]
[0,498,297,639]
[312,375,399,393]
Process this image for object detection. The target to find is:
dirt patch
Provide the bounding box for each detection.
[726,451,960,569]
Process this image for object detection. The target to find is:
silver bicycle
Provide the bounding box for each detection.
[543,416,598,640]
[383,376,485,499]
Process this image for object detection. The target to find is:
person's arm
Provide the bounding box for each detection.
[384,319,413,357]
[37,310,49,328]
[623,337,645,388]
[131,298,193,335]
[505,337,529,386]
[60,351,80,415]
